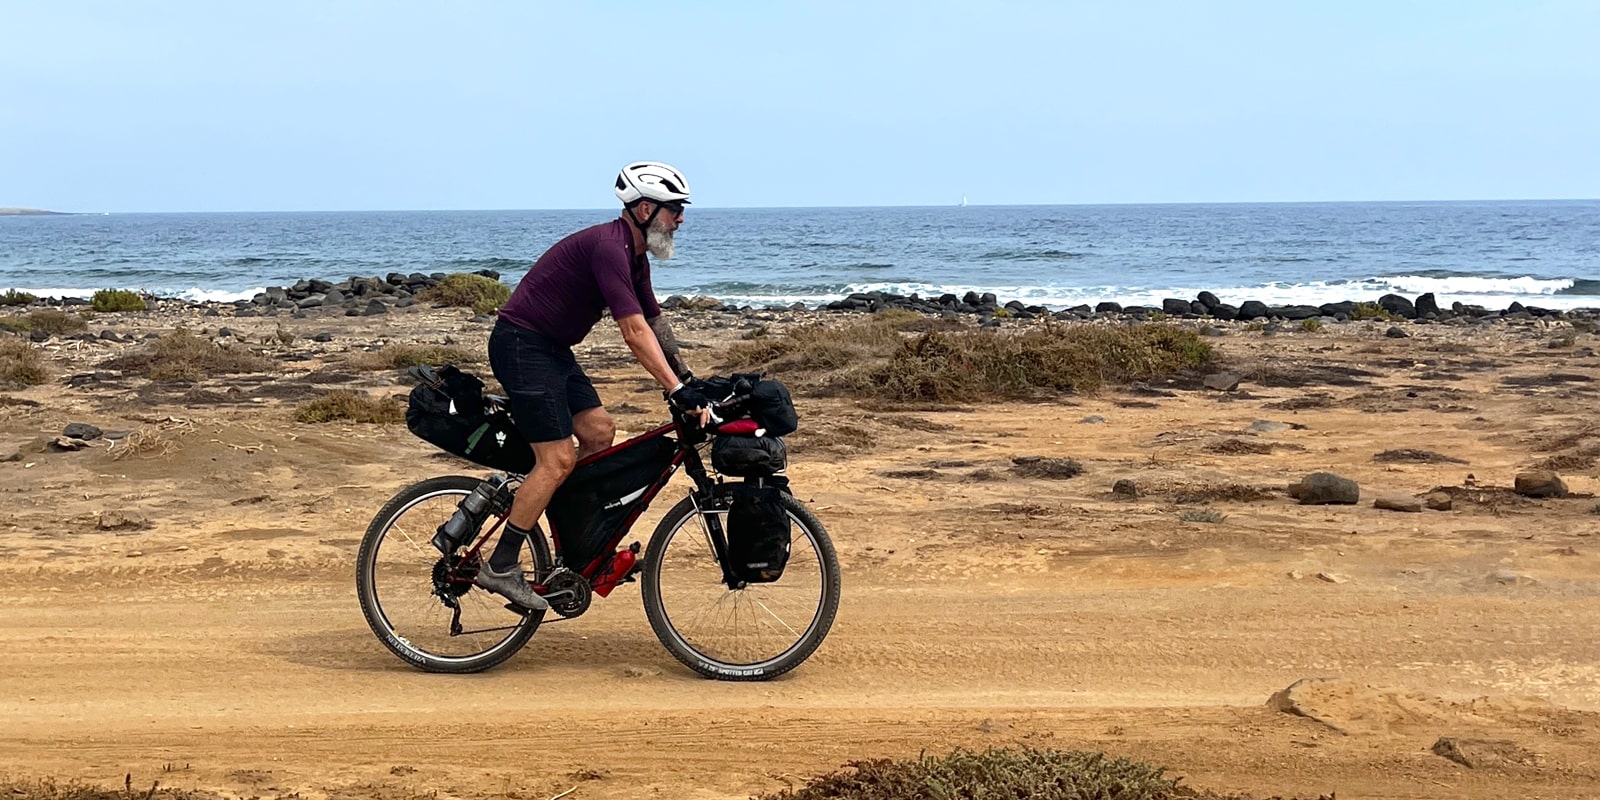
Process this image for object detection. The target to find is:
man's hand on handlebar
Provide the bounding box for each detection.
[668,382,714,428]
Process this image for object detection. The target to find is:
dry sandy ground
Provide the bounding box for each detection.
[2,305,1599,799]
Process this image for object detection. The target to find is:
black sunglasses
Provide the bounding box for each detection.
[657,201,686,216]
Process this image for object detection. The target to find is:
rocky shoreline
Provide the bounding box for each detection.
[7,269,1598,326]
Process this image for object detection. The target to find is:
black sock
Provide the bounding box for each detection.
[488,523,531,572]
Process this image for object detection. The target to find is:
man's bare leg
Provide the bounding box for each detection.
[572,406,618,460]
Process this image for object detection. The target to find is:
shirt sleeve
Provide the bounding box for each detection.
[594,242,644,319]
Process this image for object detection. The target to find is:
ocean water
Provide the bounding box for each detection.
[2,200,1597,311]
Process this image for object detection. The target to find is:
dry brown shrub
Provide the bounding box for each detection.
[1372,448,1468,464]
[347,343,481,371]
[865,324,1212,402]
[1010,456,1083,479]
[26,309,89,336]
[1206,438,1274,455]
[1528,422,1600,452]
[417,273,510,312]
[0,777,218,800]
[750,746,1241,800]
[1150,480,1277,504]
[1533,447,1600,472]
[0,337,49,386]
[107,428,180,461]
[293,390,405,424]
[100,329,275,381]
[734,318,1212,404]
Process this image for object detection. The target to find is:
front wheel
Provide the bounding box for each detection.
[356,475,552,673]
[641,492,841,680]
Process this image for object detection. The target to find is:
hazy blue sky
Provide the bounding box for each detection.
[3,1,1596,211]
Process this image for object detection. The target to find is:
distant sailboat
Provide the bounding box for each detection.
[959,194,968,207]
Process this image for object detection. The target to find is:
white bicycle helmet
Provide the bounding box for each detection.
[614,161,692,206]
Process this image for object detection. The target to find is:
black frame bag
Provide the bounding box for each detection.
[405,365,535,474]
[546,434,678,571]
[726,476,792,583]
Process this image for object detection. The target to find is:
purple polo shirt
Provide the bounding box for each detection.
[497,218,663,348]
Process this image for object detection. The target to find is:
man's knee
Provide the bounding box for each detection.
[574,409,616,449]
[532,441,577,478]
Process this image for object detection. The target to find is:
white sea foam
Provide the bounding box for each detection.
[771,276,1598,311]
[1,286,264,303]
[175,287,264,303]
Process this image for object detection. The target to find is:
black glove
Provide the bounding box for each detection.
[669,383,709,411]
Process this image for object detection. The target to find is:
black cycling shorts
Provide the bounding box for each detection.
[488,320,603,443]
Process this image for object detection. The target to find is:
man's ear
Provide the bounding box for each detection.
[630,201,654,223]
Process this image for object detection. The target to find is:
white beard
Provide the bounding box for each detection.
[645,214,676,260]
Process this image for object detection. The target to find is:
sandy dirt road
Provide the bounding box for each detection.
[4,311,1600,798]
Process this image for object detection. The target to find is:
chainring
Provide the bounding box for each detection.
[432,554,480,602]
[543,569,592,618]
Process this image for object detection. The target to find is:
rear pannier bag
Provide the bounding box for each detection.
[711,434,786,477]
[546,435,678,571]
[726,477,792,583]
[406,365,535,474]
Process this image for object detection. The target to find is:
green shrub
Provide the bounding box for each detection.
[26,309,88,336]
[0,337,49,386]
[91,288,147,312]
[348,343,481,371]
[418,273,510,311]
[1300,318,1323,332]
[754,747,1194,800]
[0,289,37,307]
[1348,302,1394,321]
[0,316,29,333]
[294,390,405,424]
[1179,508,1227,523]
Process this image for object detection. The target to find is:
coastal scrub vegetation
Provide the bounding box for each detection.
[347,343,481,371]
[0,337,49,386]
[1348,302,1396,321]
[751,746,1248,800]
[418,273,510,315]
[293,390,405,424]
[100,328,275,381]
[0,309,90,336]
[91,288,147,312]
[0,289,37,306]
[727,316,1213,403]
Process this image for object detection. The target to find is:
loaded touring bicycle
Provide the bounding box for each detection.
[355,365,841,680]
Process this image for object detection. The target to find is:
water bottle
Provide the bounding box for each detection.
[431,475,508,554]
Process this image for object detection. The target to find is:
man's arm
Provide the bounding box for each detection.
[617,313,680,394]
[647,315,691,379]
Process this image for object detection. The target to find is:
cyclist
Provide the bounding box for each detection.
[476,162,712,610]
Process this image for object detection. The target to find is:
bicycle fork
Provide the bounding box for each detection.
[690,490,743,589]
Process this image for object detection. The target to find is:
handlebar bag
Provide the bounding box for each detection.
[747,379,799,436]
[726,476,792,583]
[690,373,799,437]
[405,364,534,474]
[711,434,786,477]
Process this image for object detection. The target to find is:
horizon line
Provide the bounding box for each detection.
[7,196,1600,216]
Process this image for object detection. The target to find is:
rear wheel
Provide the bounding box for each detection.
[356,475,552,673]
[641,492,840,680]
